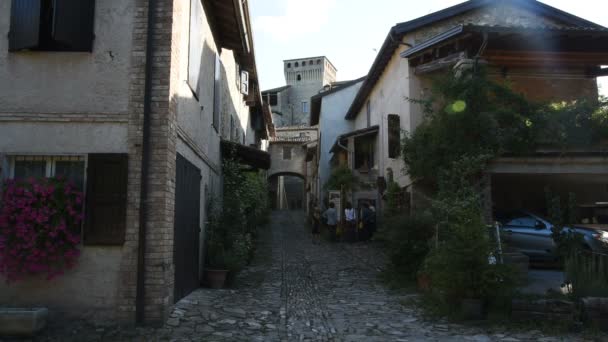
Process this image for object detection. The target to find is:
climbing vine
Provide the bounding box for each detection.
[402,68,608,185]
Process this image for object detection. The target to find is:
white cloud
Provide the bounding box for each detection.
[254,0,336,41]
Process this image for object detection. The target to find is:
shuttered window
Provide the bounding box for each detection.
[9,0,95,52]
[388,114,401,159]
[8,0,41,51]
[84,154,128,245]
[213,53,221,132]
[187,0,202,98]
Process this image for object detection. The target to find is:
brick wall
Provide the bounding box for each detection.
[118,0,179,325]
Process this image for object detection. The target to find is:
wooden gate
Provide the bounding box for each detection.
[173,154,201,302]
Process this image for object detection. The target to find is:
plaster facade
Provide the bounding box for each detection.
[316,81,363,202]
[0,0,268,325]
[0,0,139,322]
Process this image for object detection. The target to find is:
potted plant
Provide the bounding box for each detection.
[204,240,229,289]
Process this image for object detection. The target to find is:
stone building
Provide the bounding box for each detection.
[263,56,337,127]
[331,0,608,219]
[0,0,272,325]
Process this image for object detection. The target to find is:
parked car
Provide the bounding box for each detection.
[496,210,608,261]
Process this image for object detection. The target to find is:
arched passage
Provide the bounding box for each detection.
[268,172,306,211]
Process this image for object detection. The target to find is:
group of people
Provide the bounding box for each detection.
[310,200,376,244]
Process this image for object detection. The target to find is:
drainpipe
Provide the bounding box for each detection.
[136,0,158,325]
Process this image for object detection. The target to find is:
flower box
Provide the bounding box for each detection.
[0,308,48,337]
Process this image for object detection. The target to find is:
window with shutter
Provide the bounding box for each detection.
[8,0,41,51]
[240,70,249,95]
[8,0,95,52]
[187,0,202,98]
[387,114,401,159]
[213,53,221,132]
[84,154,128,245]
[53,0,96,51]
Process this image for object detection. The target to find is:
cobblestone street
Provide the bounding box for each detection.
[29,211,603,341]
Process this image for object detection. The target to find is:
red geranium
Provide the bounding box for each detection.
[0,177,83,282]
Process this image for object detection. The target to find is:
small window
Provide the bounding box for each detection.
[366,100,371,127]
[317,59,321,65]
[297,74,302,81]
[230,116,235,142]
[302,101,309,113]
[295,62,299,67]
[309,60,314,65]
[302,61,306,66]
[388,114,401,159]
[269,93,278,106]
[287,62,291,68]
[283,147,292,160]
[9,0,96,52]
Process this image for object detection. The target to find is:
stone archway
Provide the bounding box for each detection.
[268,172,306,211]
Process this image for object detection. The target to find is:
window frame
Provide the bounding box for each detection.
[212,52,221,133]
[9,0,96,52]
[301,101,309,114]
[9,155,87,185]
[366,100,371,128]
[387,114,401,159]
[283,146,292,160]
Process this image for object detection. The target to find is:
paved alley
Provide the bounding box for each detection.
[33,211,600,341]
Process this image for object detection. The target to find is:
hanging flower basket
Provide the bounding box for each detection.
[0,177,84,282]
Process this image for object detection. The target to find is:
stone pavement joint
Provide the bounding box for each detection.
[22,211,603,341]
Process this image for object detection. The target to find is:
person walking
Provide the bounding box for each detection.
[322,202,338,242]
[360,202,374,241]
[311,204,322,244]
[344,202,356,242]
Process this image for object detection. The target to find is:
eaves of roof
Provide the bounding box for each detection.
[344,0,606,120]
[262,85,291,94]
[310,76,366,126]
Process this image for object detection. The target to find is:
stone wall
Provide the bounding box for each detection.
[0,0,141,323]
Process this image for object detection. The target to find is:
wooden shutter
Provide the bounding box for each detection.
[53,0,96,52]
[84,154,128,245]
[8,0,41,51]
[240,70,249,95]
[213,53,221,131]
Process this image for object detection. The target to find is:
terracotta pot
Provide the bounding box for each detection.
[417,273,431,292]
[205,269,228,289]
[461,298,484,320]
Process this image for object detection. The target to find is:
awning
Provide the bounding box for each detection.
[221,140,271,170]
[330,125,379,153]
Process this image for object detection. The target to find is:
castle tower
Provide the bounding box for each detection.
[282,56,337,126]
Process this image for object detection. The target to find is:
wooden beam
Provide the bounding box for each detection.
[414,52,466,75]
[483,50,608,66]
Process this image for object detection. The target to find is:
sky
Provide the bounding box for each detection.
[250,0,608,95]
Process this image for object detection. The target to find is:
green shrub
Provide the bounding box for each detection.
[565,251,608,298]
[377,213,435,282]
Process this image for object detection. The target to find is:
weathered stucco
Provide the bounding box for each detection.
[317,82,362,201]
[349,1,598,194]
[0,0,135,114]
[0,122,128,154]
[0,247,123,321]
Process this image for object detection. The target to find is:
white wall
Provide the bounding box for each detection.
[352,48,415,188]
[318,82,362,200]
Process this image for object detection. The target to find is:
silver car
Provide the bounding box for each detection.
[497,211,608,261]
